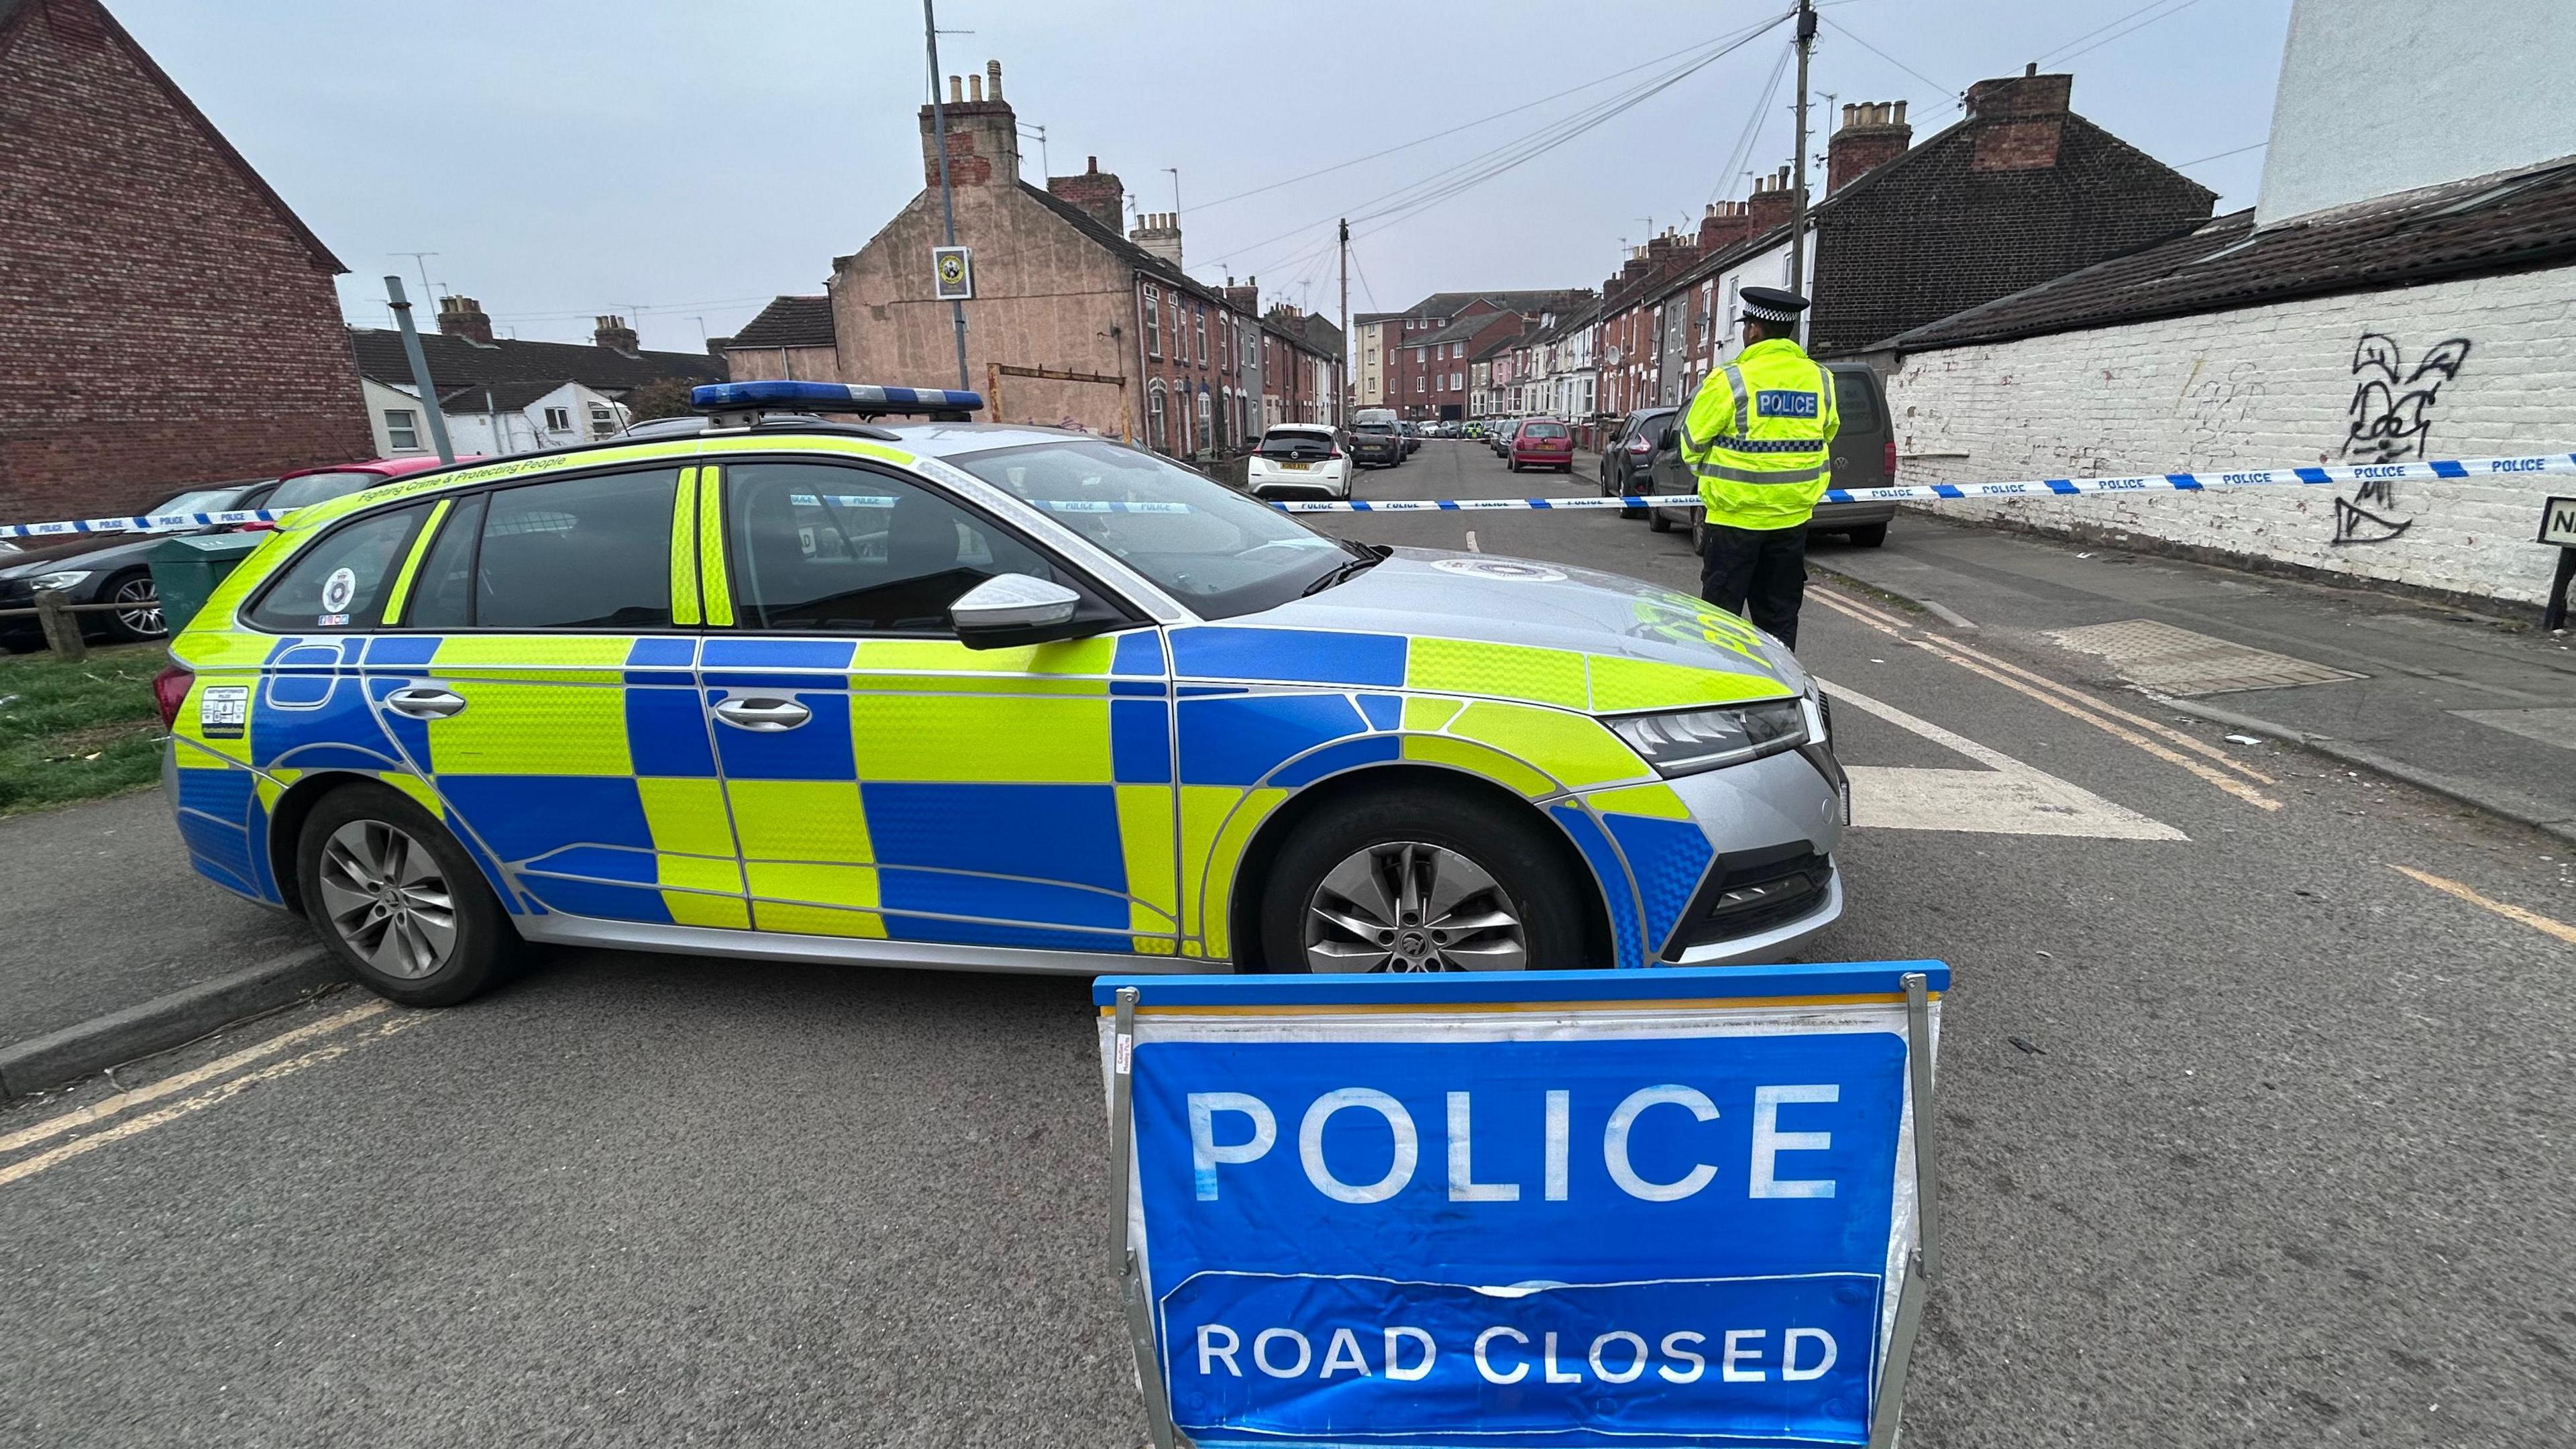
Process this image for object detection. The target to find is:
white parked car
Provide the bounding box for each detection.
[1244,424,1354,500]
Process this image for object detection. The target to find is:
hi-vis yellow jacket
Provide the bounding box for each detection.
[1678,337,1840,531]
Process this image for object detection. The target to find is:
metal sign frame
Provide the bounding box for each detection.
[1101,963,1947,1449]
[932,244,975,301]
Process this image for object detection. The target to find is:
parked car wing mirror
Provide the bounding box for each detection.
[950,572,1090,650]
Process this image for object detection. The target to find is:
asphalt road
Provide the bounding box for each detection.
[4,439,2571,1448]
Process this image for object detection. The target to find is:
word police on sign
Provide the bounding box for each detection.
[932,244,974,301]
[1097,962,1947,1449]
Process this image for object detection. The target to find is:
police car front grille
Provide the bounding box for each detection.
[1660,845,1833,958]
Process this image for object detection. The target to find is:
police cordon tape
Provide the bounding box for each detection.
[1267,451,2576,513]
[5,451,2573,539]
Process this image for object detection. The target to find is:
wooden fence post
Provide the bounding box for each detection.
[33,588,86,661]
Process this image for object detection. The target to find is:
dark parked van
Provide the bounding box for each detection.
[1648,361,1898,547]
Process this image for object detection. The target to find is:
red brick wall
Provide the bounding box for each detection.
[0,0,370,522]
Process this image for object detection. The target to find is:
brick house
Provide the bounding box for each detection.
[0,0,370,521]
[348,302,724,458]
[723,62,1338,460]
[1589,70,2214,423]
[1373,290,1589,422]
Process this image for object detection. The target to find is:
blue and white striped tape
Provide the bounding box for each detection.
[7,452,2572,539]
[1266,452,2576,512]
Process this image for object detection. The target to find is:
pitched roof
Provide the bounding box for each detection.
[1882,158,2576,352]
[1,0,343,272]
[435,379,570,413]
[1017,180,1237,313]
[729,294,835,350]
[347,328,722,396]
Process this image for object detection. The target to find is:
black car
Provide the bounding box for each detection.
[1348,412,1406,468]
[1599,407,1678,520]
[0,479,273,649]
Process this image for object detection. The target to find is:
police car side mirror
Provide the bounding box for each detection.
[951,572,1088,650]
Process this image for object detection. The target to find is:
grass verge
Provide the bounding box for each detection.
[0,643,166,815]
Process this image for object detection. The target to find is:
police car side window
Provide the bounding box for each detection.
[476,469,680,630]
[398,493,486,630]
[245,504,431,632]
[724,462,1100,635]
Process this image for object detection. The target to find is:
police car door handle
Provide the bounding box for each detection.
[384,688,467,719]
[714,696,812,732]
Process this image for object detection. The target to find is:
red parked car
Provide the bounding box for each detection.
[1507,418,1574,473]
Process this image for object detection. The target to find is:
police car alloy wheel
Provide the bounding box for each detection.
[1305,841,1526,972]
[1258,785,1589,973]
[294,782,521,1006]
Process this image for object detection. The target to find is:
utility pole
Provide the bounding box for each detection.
[382,276,454,465]
[923,0,969,392]
[1337,219,1350,426]
[1788,0,1817,342]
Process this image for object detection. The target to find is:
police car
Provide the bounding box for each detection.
[158,381,1846,1005]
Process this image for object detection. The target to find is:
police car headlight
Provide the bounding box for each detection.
[1607,698,1811,776]
[29,570,92,592]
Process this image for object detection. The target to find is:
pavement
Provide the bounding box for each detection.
[2,439,2571,1446]
[1809,515,2576,841]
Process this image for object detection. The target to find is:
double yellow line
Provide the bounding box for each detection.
[0,1000,423,1190]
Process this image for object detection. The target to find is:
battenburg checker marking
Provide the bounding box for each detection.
[1099,962,1947,1449]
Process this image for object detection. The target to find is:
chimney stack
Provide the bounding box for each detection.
[436,294,494,344]
[1697,200,1753,255]
[1966,68,2073,172]
[1130,211,1183,270]
[593,314,639,352]
[920,58,1018,191]
[1827,99,1913,195]
[1049,154,1126,228]
[1745,165,1797,236]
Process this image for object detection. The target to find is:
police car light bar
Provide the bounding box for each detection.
[689,380,985,418]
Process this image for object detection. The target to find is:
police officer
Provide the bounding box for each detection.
[1677,286,1838,649]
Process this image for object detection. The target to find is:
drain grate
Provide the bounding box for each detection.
[2045,619,2363,696]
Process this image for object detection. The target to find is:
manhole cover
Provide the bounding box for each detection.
[2044,619,2363,696]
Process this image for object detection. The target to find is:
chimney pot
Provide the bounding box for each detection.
[2025,61,2037,76]
[967,74,982,102]
[1893,99,1907,123]
[986,59,1002,99]
[1087,155,1098,172]
[947,75,963,103]
[1842,103,1856,126]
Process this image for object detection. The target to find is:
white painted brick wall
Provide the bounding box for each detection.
[1883,266,2576,605]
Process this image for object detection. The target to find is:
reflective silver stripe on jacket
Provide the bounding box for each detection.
[1724,365,1749,436]
[1690,436,1826,454]
[1693,460,1828,484]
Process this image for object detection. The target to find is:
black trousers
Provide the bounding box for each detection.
[1698,521,1810,648]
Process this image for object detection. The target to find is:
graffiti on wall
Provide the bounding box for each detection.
[2333,333,2472,545]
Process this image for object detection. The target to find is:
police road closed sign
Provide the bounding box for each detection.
[932,244,974,300]
[2540,494,2576,547]
[1097,962,1945,1448]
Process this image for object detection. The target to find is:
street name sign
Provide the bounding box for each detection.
[1097,961,1947,1449]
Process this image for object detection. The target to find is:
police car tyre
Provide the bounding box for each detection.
[1258,785,1587,973]
[296,782,521,1007]
[1845,522,1888,547]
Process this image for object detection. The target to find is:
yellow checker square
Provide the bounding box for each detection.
[1446,700,1647,790]
[1401,734,1554,798]
[848,693,1112,782]
[658,853,745,896]
[429,634,632,676]
[666,893,752,930]
[853,636,1116,676]
[746,860,880,910]
[753,900,889,939]
[1117,784,1179,932]
[423,682,630,776]
[1589,654,1784,712]
[1407,637,1589,709]
[1587,782,1695,821]
[379,769,441,816]
[637,777,737,859]
[1180,784,1286,955]
[730,780,873,863]
[1400,696,1464,733]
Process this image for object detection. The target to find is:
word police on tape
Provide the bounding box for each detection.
[1098,962,1947,1449]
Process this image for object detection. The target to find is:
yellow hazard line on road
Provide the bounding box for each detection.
[0,1003,418,1191]
[1811,587,2284,812]
[2389,865,2576,946]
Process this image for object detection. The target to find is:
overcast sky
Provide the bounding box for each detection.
[117,0,2295,356]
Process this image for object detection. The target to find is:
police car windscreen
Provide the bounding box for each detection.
[947,439,1357,619]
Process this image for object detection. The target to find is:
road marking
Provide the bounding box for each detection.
[0,999,388,1157]
[2389,865,2576,945]
[0,1010,424,1190]
[1813,588,2284,810]
[1821,679,2187,839]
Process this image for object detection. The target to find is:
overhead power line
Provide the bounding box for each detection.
[2171,139,2267,169]
[2047,0,2215,66]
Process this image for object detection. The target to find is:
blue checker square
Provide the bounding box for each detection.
[1267,733,1399,787]
[702,637,854,672]
[365,635,441,667]
[437,775,651,864]
[710,689,853,780]
[1112,629,1166,676]
[1169,627,1406,687]
[626,636,697,668]
[1356,692,1402,731]
[1176,693,1366,786]
[863,782,1126,892]
[1552,804,1646,969]
[1601,810,1717,951]
[877,867,1130,930]
[625,686,716,777]
[1111,699,1172,784]
[517,875,673,924]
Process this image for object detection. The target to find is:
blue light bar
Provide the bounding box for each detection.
[689,380,985,415]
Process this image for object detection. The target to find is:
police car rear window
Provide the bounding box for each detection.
[474,469,680,630]
[246,504,430,631]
